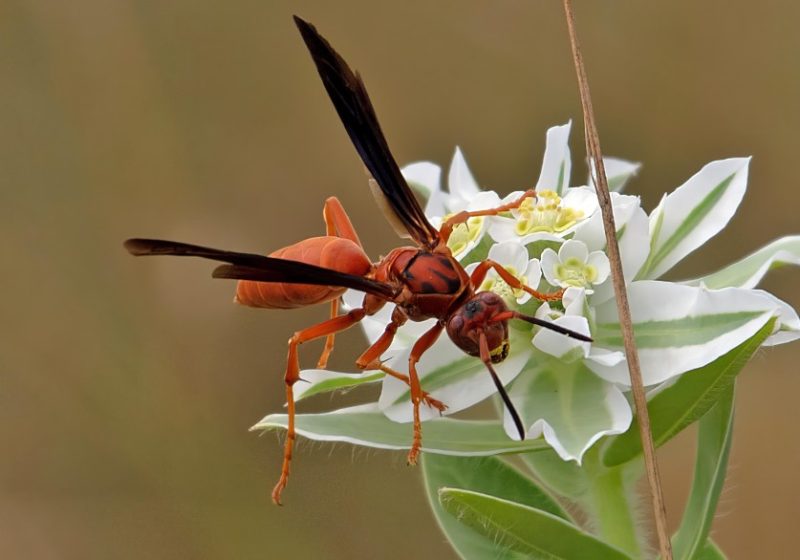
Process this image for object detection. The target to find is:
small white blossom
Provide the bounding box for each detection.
[465,241,542,305]
[541,239,610,293]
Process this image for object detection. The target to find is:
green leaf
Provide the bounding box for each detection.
[672,387,735,559]
[602,318,774,467]
[438,488,633,560]
[522,448,590,500]
[683,235,800,289]
[252,404,548,455]
[423,455,569,559]
[694,540,728,560]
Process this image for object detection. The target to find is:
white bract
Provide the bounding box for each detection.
[255,122,800,466]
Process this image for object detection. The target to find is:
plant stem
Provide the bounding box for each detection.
[586,466,641,557]
[560,2,674,558]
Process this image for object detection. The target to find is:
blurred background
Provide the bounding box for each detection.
[2,1,798,558]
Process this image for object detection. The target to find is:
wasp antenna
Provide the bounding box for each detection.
[510,312,593,342]
[479,331,525,441]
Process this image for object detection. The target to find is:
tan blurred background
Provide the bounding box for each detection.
[1,1,798,558]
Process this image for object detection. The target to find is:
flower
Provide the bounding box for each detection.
[254,123,800,467]
[464,241,542,305]
[541,239,610,293]
[402,147,502,259]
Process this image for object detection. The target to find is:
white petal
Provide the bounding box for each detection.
[533,316,591,360]
[560,186,600,220]
[447,146,480,211]
[402,161,441,197]
[487,216,520,243]
[488,240,529,271]
[562,287,586,315]
[558,239,589,263]
[587,157,641,193]
[572,192,641,253]
[524,259,543,290]
[536,121,572,195]
[465,190,502,211]
[424,183,448,218]
[587,251,611,284]
[642,157,750,279]
[540,248,560,286]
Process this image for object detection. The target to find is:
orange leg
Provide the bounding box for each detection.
[439,189,537,245]
[405,323,444,466]
[470,259,565,302]
[355,307,446,412]
[273,307,366,506]
[317,197,363,369]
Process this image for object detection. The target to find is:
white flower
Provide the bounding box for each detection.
[465,241,542,305]
[402,147,501,259]
[541,239,610,293]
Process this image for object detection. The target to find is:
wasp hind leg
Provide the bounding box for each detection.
[317,196,364,369]
[274,307,366,505]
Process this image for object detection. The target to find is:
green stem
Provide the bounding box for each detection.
[586,466,641,557]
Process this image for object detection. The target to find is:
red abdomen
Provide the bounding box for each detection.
[235,237,371,309]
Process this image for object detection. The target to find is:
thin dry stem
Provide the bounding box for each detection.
[561,1,673,558]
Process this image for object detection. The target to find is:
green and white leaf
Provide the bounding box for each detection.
[252,403,548,455]
[683,235,800,289]
[536,121,572,195]
[423,455,568,559]
[294,369,384,403]
[672,387,735,560]
[589,281,779,386]
[379,331,531,423]
[503,355,631,462]
[639,158,750,279]
[588,157,641,193]
[602,318,774,467]
[438,488,633,560]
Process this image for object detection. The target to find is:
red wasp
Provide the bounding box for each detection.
[125,16,591,505]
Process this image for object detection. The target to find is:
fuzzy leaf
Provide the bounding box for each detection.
[423,455,568,559]
[252,403,548,455]
[294,369,383,402]
[438,488,632,559]
[672,387,735,559]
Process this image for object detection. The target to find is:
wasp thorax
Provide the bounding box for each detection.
[446,291,510,363]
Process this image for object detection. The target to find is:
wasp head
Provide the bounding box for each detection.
[446,291,509,363]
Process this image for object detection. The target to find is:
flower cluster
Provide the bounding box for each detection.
[257,121,800,465]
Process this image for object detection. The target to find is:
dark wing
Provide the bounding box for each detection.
[294,16,440,249]
[124,238,396,299]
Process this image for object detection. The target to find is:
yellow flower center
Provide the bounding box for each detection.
[445,215,484,256]
[514,190,584,236]
[479,266,525,301]
[554,257,597,288]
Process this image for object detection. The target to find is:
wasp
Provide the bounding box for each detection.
[125,16,591,505]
